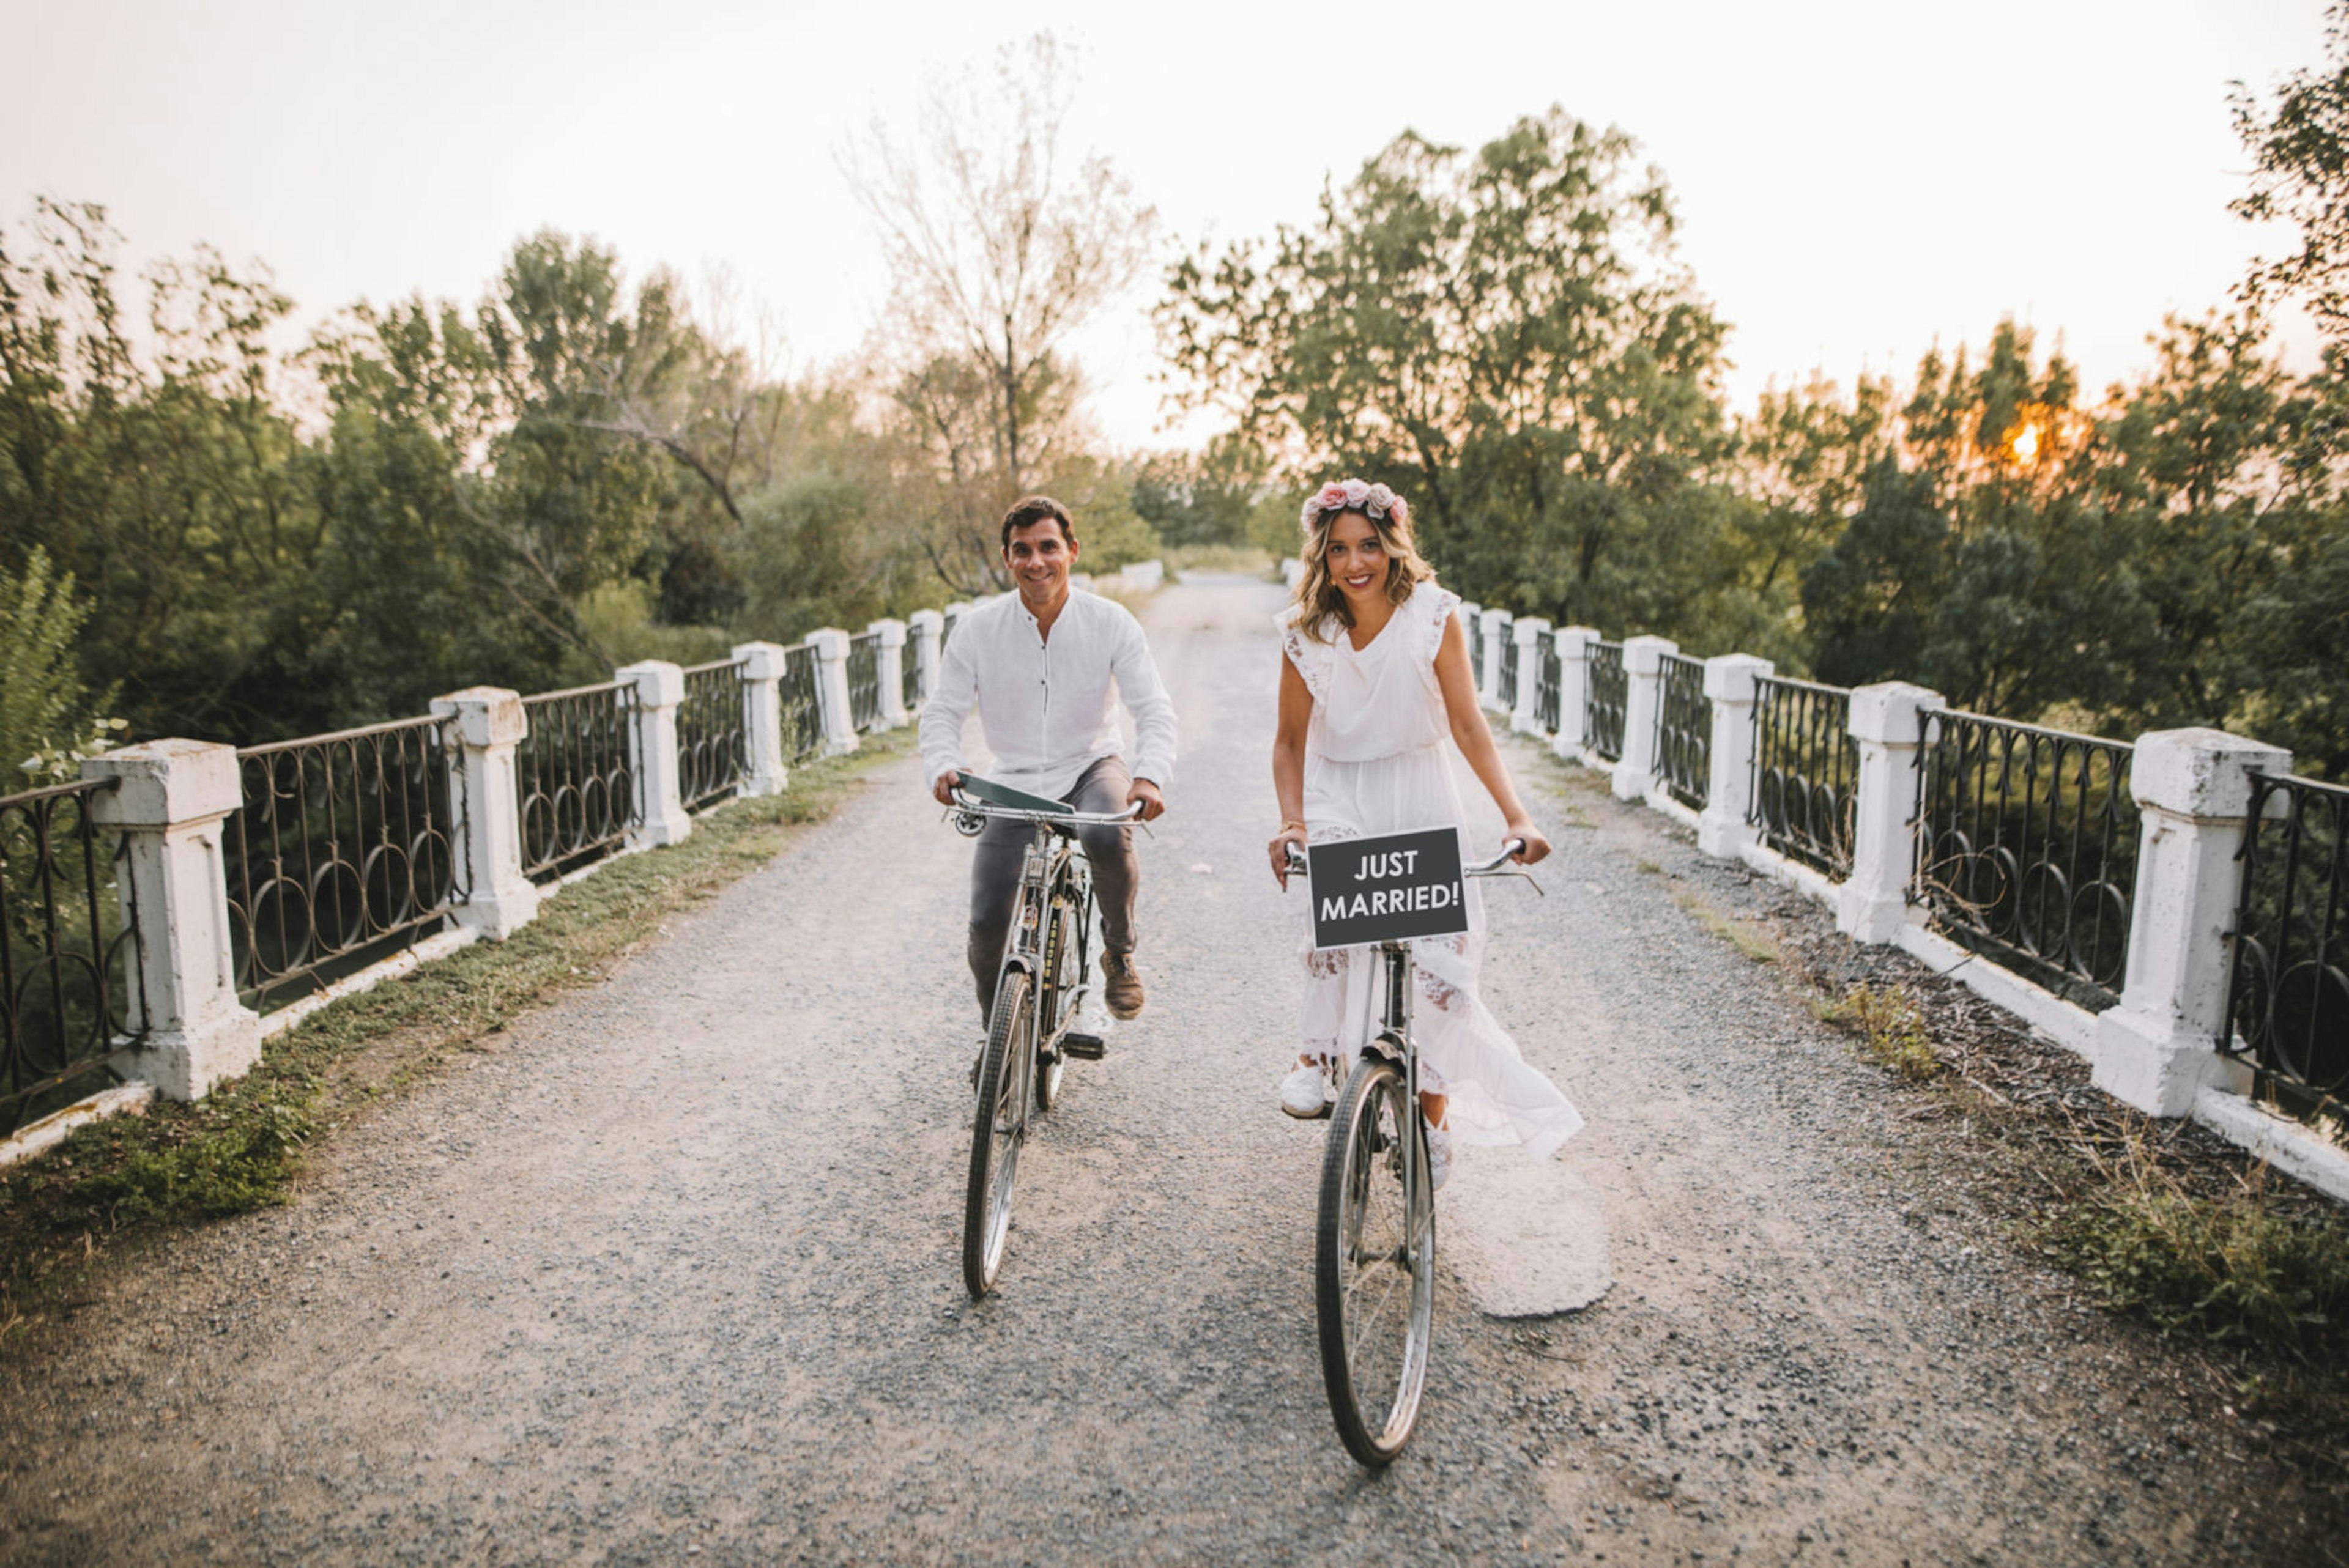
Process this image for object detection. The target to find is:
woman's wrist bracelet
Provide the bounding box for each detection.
[1282,819,1308,834]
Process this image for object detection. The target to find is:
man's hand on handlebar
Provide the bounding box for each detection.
[932,769,963,808]
[1127,777,1167,823]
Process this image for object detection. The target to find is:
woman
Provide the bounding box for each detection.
[1267,479,1583,1186]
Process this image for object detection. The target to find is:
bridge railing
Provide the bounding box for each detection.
[8,597,963,1144]
[1477,605,2343,1196]
[0,777,145,1134]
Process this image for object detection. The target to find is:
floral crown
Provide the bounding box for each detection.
[1301,478,1409,533]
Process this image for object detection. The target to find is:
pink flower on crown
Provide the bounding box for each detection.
[1340,479,1371,509]
[1317,483,1349,510]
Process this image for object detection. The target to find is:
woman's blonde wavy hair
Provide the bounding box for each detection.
[1289,479,1435,643]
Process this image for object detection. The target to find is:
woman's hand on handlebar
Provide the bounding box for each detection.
[1503,819,1553,866]
[1269,824,1308,889]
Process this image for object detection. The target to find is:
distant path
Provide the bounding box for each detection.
[0,574,2280,1565]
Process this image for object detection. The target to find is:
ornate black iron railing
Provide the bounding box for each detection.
[1586,641,1627,761]
[1913,709,2138,1010]
[1750,676,1857,879]
[901,632,922,713]
[1655,653,1711,810]
[782,643,825,761]
[1535,630,1562,733]
[229,717,466,1012]
[518,682,641,884]
[2222,772,2348,1122]
[1499,634,1520,712]
[678,659,748,812]
[1469,616,1487,690]
[0,778,144,1133]
[848,632,882,733]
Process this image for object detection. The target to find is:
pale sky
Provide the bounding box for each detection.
[1,0,2331,448]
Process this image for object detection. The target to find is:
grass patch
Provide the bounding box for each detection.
[0,730,913,1349]
[1672,887,1783,965]
[2044,1129,2349,1356]
[1819,981,1941,1080]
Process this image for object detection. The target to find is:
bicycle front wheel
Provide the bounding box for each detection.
[963,969,1036,1297]
[1315,1051,1434,1466]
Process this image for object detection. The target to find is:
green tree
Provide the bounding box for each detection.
[1160,109,1735,638]
[0,547,121,786]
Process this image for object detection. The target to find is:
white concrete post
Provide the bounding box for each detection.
[907,609,944,714]
[428,688,540,939]
[1613,635,1679,802]
[1836,682,1945,942]
[807,629,861,756]
[618,660,692,849]
[1552,627,1598,758]
[2094,729,2293,1115]
[870,618,909,730]
[1510,618,1552,734]
[1697,655,1773,858]
[732,642,790,798]
[83,741,262,1100]
[1478,607,1513,711]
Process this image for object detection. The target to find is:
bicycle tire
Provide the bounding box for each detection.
[1034,903,1071,1113]
[963,969,1035,1298]
[1315,1051,1434,1466]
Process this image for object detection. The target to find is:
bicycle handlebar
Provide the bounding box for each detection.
[1282,837,1533,876]
[948,789,1146,829]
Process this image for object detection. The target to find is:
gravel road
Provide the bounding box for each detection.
[0,574,2304,1565]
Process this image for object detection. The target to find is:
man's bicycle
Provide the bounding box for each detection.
[949,777,1143,1298]
[1283,836,1539,1466]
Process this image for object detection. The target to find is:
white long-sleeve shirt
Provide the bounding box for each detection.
[920,589,1178,798]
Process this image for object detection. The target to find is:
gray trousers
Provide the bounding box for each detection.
[968,755,1138,1020]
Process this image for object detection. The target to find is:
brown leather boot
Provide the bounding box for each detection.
[1102,952,1144,1020]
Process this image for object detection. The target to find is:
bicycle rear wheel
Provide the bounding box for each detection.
[1315,1051,1434,1466]
[963,969,1035,1297]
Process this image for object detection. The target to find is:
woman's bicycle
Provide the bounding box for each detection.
[949,778,1143,1298]
[1283,836,1538,1466]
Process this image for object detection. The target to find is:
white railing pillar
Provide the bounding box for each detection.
[2094,729,2293,1115]
[1836,682,1944,943]
[1551,627,1598,758]
[1612,635,1678,802]
[807,629,861,756]
[732,642,790,798]
[870,618,910,730]
[1697,655,1773,859]
[83,741,262,1100]
[428,688,540,939]
[942,601,973,652]
[907,609,944,714]
[1478,607,1513,711]
[1510,618,1551,734]
[618,660,692,848]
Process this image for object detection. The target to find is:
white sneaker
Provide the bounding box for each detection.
[1424,1122,1452,1192]
[1280,1059,1334,1119]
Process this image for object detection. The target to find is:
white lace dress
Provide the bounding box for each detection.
[1278,583,1584,1161]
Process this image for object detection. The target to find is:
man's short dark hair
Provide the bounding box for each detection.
[1001,495,1076,552]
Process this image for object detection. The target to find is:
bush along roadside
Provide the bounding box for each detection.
[0,730,914,1348]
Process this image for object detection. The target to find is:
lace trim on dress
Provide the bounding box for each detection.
[1274,608,1333,704]
[1416,585,1463,668]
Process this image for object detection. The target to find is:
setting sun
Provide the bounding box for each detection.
[2011,421,2041,465]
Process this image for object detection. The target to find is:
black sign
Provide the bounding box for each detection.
[1305,826,1469,950]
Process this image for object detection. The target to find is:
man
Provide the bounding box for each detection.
[922,495,1174,1026]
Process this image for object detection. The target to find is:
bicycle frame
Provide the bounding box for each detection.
[952,789,1141,1060]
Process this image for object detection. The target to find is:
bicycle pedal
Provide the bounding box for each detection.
[1062,1033,1107,1060]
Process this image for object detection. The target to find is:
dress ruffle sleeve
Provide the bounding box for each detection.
[1274,606,1333,704]
[1418,585,1463,667]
